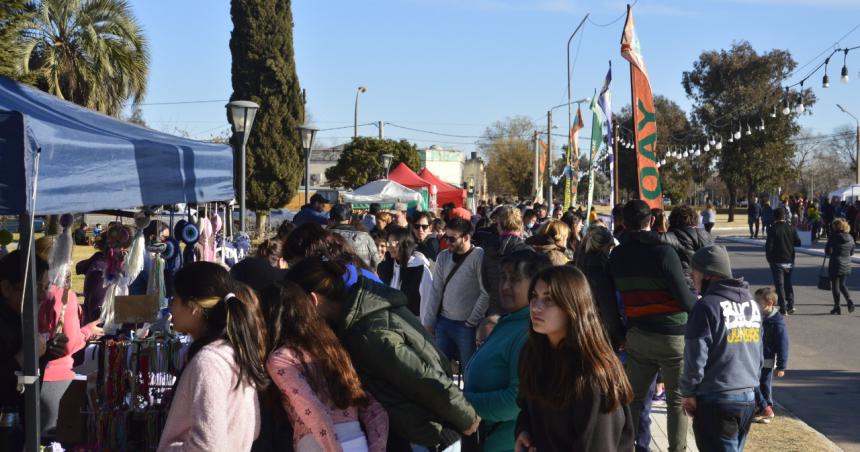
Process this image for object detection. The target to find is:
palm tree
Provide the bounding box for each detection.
[20,0,149,116]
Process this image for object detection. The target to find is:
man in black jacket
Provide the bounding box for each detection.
[609,200,697,452]
[661,205,713,290]
[748,197,762,239]
[765,207,802,315]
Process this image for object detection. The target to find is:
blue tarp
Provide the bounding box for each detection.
[0,76,234,215]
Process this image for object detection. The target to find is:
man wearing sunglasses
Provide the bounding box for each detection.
[423,218,489,369]
[412,211,439,261]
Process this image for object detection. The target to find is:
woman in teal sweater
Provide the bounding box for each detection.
[464,250,551,451]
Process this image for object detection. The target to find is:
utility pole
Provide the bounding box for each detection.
[547,110,553,210]
[613,123,620,205]
[533,130,540,201]
[378,120,384,139]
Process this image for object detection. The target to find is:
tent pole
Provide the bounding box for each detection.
[18,213,40,452]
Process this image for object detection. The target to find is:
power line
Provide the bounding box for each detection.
[585,0,637,28]
[139,99,228,106]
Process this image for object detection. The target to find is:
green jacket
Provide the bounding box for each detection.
[463,307,529,452]
[337,277,478,447]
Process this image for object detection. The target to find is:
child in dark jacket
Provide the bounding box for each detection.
[753,287,789,424]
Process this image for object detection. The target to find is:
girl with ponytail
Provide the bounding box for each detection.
[158,262,269,452]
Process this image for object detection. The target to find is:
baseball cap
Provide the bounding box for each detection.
[310,193,330,205]
[449,207,472,221]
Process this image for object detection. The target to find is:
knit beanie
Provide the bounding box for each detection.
[691,245,733,280]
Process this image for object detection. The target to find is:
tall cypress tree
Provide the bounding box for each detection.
[230,0,304,232]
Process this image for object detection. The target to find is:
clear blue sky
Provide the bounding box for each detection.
[131,0,860,157]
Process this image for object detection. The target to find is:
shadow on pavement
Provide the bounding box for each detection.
[778,369,860,450]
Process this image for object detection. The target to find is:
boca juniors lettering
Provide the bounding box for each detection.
[720,300,762,344]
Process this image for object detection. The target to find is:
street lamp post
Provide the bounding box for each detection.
[226,100,260,233]
[298,124,319,205]
[381,153,394,178]
[566,14,589,208]
[354,86,367,138]
[837,103,860,184]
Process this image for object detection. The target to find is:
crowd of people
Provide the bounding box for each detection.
[4,193,844,451]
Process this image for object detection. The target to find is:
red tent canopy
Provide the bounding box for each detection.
[388,162,432,190]
[419,168,466,208]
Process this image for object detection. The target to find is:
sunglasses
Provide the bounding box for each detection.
[413,224,430,230]
[442,235,462,242]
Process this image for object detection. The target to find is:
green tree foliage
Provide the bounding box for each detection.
[20,0,149,116]
[230,0,304,231]
[0,0,32,80]
[325,137,421,189]
[683,41,810,220]
[615,95,697,205]
[480,116,537,198]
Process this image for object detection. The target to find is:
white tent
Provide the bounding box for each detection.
[343,179,425,209]
[828,185,860,203]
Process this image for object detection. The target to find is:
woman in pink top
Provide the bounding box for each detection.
[158,262,270,452]
[38,281,104,437]
[263,281,388,452]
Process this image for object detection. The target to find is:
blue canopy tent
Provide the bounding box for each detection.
[0,75,234,451]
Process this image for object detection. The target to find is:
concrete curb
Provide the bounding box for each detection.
[771,400,844,451]
[718,236,860,264]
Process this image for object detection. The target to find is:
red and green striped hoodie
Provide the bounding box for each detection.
[609,230,698,336]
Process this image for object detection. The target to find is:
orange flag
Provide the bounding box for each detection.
[567,107,585,208]
[621,4,662,209]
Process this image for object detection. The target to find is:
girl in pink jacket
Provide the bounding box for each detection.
[263,281,388,452]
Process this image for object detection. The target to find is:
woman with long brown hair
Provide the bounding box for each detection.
[515,266,633,451]
[263,281,388,451]
[158,262,269,451]
[286,257,478,451]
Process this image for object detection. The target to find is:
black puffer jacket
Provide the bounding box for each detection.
[338,277,477,449]
[481,233,531,315]
[578,249,625,349]
[661,226,713,286]
[826,232,855,277]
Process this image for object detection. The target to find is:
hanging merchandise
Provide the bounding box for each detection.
[210,207,224,265]
[85,334,189,451]
[48,213,75,287]
[99,214,152,332]
[197,216,214,263]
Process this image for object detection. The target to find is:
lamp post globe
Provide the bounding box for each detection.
[381,153,394,178]
[226,100,260,234]
[297,124,318,205]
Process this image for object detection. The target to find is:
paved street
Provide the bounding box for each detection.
[720,239,860,451]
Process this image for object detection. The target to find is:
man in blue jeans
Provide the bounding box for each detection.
[423,218,489,368]
[681,246,763,451]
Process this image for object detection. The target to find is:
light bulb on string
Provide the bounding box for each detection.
[823,57,831,88]
[745,122,752,136]
[694,149,701,157]
[709,137,716,146]
[704,142,710,152]
[683,150,689,158]
[842,49,850,84]
[795,81,805,113]
[728,135,734,143]
[770,106,777,118]
[759,118,766,131]
[734,129,741,140]
[715,137,723,150]
[782,87,791,115]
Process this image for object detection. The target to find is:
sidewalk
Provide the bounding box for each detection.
[649,400,698,451]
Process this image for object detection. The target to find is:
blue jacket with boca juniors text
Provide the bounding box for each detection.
[680,278,763,397]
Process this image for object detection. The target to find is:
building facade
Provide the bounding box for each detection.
[463,151,487,204]
[419,145,464,186]
[307,145,344,187]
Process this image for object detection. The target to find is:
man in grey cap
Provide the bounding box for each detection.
[680,245,763,452]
